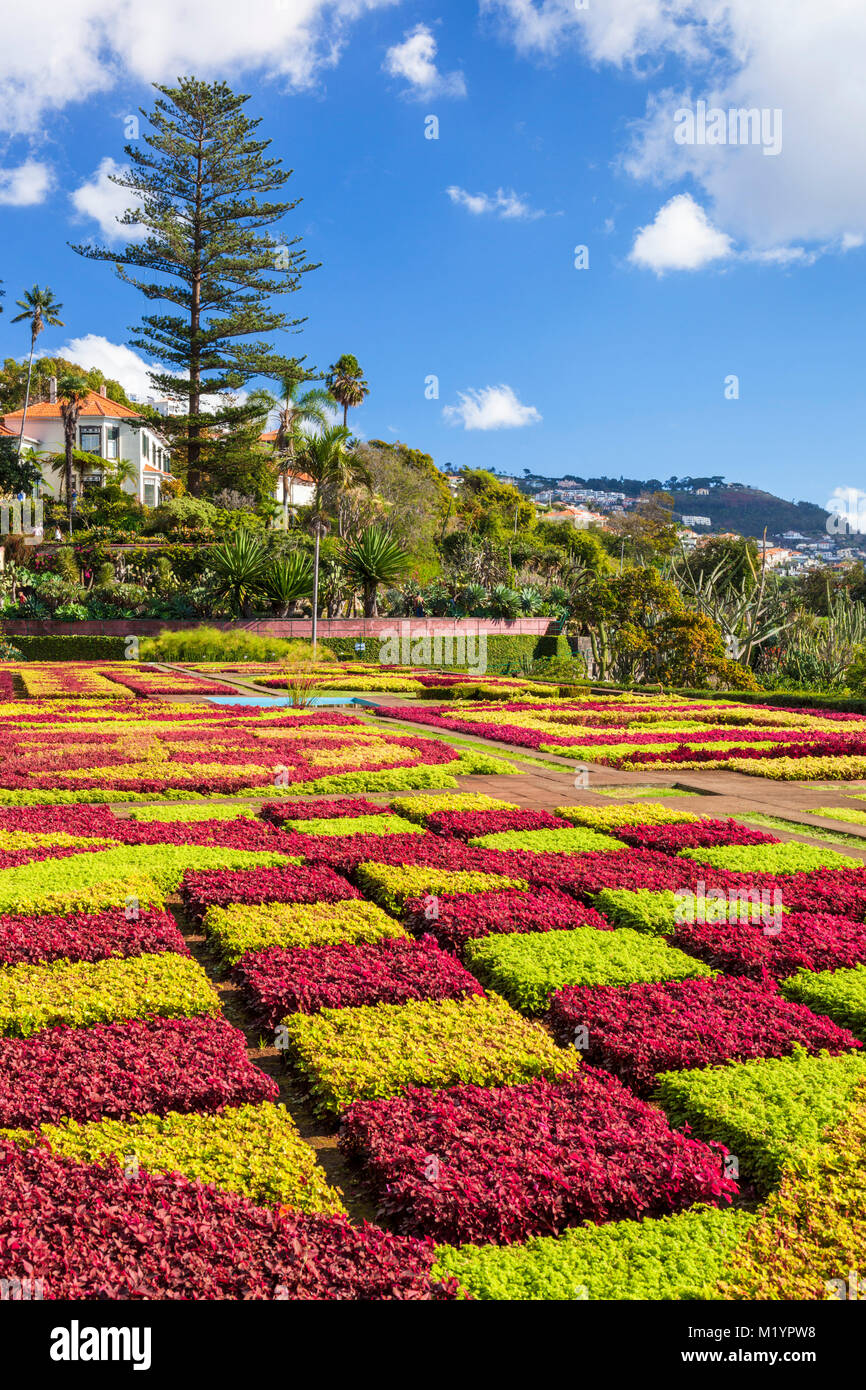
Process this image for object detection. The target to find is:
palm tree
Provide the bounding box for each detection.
[342,526,410,617]
[294,425,372,650]
[56,374,91,534]
[11,286,64,461]
[325,354,369,430]
[272,370,332,530]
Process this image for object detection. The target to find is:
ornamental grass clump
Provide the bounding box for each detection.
[464,928,712,1014]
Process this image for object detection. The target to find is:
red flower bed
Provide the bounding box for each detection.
[547,976,860,1096]
[339,1068,737,1245]
[403,888,611,953]
[426,808,571,840]
[234,938,484,1026]
[113,819,294,851]
[778,869,866,919]
[180,864,360,922]
[262,799,391,824]
[0,805,121,835]
[517,846,741,898]
[0,1015,277,1128]
[0,1140,459,1299]
[670,911,866,981]
[612,820,778,852]
[0,907,189,967]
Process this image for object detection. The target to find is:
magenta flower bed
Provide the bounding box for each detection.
[670,911,866,981]
[612,820,779,852]
[403,888,611,953]
[339,1068,737,1244]
[300,832,510,876]
[0,1015,277,1128]
[426,809,571,841]
[234,938,484,1026]
[0,805,121,835]
[547,976,860,1096]
[0,907,189,967]
[0,1140,459,1299]
[778,869,866,920]
[180,864,360,921]
[113,819,294,851]
[517,846,740,898]
[262,799,391,825]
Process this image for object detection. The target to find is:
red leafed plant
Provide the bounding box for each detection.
[670,911,866,981]
[402,888,612,953]
[180,864,360,921]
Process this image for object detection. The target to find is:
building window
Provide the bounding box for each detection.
[142,433,149,459]
[143,483,157,507]
[106,426,120,460]
[79,426,101,455]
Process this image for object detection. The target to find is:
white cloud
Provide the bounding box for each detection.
[0,159,52,206]
[70,158,144,242]
[384,23,466,98]
[446,185,545,220]
[0,0,400,135]
[484,0,866,260]
[443,384,541,430]
[53,337,161,397]
[629,194,733,273]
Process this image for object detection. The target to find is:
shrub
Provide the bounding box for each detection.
[433,1205,755,1301]
[40,1101,344,1215]
[548,976,860,1096]
[0,1014,277,1128]
[355,863,527,914]
[0,1140,457,1299]
[468,826,626,855]
[0,952,220,1038]
[654,1048,866,1188]
[235,938,484,1026]
[677,843,857,874]
[4,635,128,661]
[339,1068,737,1245]
[781,965,866,1039]
[204,899,406,965]
[403,888,610,953]
[282,993,572,1113]
[464,928,712,1014]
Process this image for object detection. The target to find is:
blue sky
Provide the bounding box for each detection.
[0,0,863,506]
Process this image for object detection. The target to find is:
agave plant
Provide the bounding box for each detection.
[207,531,268,617]
[455,582,488,617]
[341,525,410,617]
[516,585,542,615]
[486,584,521,619]
[261,553,313,617]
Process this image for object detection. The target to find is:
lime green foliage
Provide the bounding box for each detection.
[464,928,712,1013]
[0,953,219,1037]
[389,793,518,824]
[810,806,866,826]
[593,888,782,935]
[0,845,298,914]
[782,966,866,1040]
[591,786,701,799]
[126,803,258,823]
[555,801,700,829]
[282,993,572,1113]
[203,899,407,965]
[280,766,461,796]
[139,626,330,664]
[448,750,524,776]
[654,1049,866,1189]
[677,842,856,873]
[469,826,626,855]
[434,1206,755,1301]
[355,863,527,914]
[39,1102,344,1215]
[283,813,423,838]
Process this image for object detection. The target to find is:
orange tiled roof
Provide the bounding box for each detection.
[4,391,142,421]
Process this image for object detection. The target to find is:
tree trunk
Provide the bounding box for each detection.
[65,430,74,536]
[311,521,321,653]
[186,136,205,495]
[364,581,377,618]
[17,337,36,461]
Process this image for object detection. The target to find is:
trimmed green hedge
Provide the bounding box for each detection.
[1,634,128,661]
[322,632,568,673]
[433,1205,755,1301]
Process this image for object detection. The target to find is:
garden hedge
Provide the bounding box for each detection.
[2,635,128,661]
[321,632,569,672]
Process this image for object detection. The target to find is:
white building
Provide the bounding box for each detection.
[681,514,712,527]
[1,383,172,506]
[258,431,315,509]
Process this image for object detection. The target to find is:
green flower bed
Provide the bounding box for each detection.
[37,1101,344,1215]
[592,888,781,935]
[464,928,712,1014]
[0,845,298,915]
[468,826,626,855]
[282,813,423,838]
[126,803,258,823]
[554,802,700,830]
[677,842,856,874]
[203,899,407,965]
[433,1205,755,1301]
[0,952,219,1037]
[281,993,572,1113]
[654,1048,866,1189]
[389,793,517,825]
[781,966,866,1040]
[355,863,527,914]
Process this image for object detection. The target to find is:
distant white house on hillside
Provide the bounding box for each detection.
[1,381,172,507]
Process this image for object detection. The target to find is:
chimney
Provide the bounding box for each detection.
[99,384,107,397]
[48,377,57,404]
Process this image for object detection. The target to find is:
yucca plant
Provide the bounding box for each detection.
[261,553,313,617]
[207,531,268,617]
[342,525,410,617]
